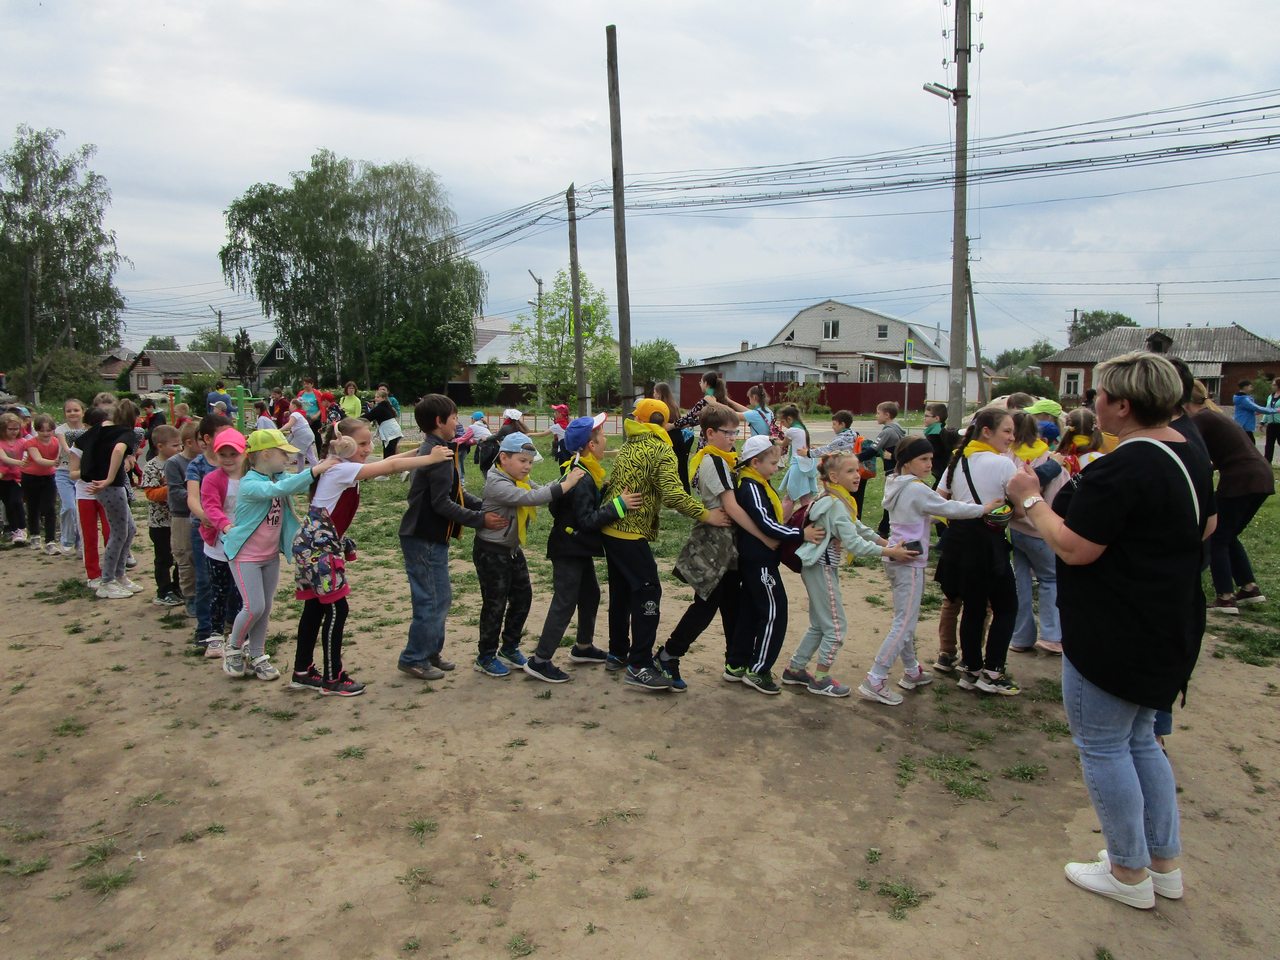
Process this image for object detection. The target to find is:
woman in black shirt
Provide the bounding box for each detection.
[1008,351,1215,911]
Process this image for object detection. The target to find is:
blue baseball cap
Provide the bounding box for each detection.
[471,411,486,421]
[563,413,607,454]
[498,431,535,454]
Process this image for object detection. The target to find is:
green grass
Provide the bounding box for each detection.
[1002,762,1048,783]
[81,868,134,897]
[53,717,87,737]
[923,753,991,801]
[877,878,928,920]
[33,578,97,604]
[72,839,117,870]
[337,745,366,760]
[3,855,50,876]
[408,818,437,843]
[508,933,535,957]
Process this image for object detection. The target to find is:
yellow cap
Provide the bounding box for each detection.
[633,398,671,426]
[245,428,299,455]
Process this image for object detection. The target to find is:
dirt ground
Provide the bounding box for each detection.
[1,531,1278,960]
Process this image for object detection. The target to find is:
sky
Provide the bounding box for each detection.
[3,0,1279,365]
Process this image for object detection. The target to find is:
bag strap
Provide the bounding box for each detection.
[960,454,983,505]
[1119,437,1201,525]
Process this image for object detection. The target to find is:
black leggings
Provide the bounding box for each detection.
[23,474,56,541]
[383,437,400,459]
[666,570,740,660]
[0,478,24,533]
[940,520,1017,673]
[296,597,350,680]
[207,558,243,634]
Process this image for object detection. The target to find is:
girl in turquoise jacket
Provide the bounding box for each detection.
[222,429,337,682]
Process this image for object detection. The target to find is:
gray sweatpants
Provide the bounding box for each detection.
[229,556,281,659]
[789,562,848,672]
[868,563,925,681]
[97,486,136,583]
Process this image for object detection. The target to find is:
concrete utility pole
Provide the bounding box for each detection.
[209,305,223,380]
[528,270,543,407]
[567,184,588,416]
[945,0,972,425]
[606,24,635,408]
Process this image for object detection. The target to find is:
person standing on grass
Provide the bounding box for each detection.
[1231,379,1276,443]
[186,413,234,654]
[600,398,731,691]
[1263,376,1280,463]
[20,414,60,553]
[166,423,200,617]
[83,399,142,600]
[1007,350,1214,911]
[290,420,451,696]
[53,398,85,557]
[0,412,28,544]
[397,394,508,682]
[140,425,184,607]
[529,414,641,683]
[198,428,247,649]
[68,406,110,582]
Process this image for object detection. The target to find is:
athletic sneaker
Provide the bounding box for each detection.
[956,668,981,691]
[933,652,959,674]
[1234,585,1266,606]
[11,530,27,545]
[1009,643,1036,654]
[43,541,59,556]
[119,577,145,594]
[807,675,851,698]
[1064,859,1154,910]
[1034,639,1063,655]
[204,637,224,659]
[976,670,1020,696]
[604,654,627,672]
[498,646,528,668]
[742,670,782,695]
[58,543,77,557]
[28,535,43,550]
[624,664,672,691]
[781,667,815,687]
[898,666,934,690]
[289,665,325,691]
[857,677,904,705]
[1208,597,1239,615]
[86,578,101,589]
[428,653,456,671]
[524,658,572,683]
[321,671,366,697]
[97,581,132,600]
[1097,849,1183,899]
[125,553,137,569]
[162,592,185,607]
[655,650,686,691]
[474,654,510,678]
[152,594,171,606]
[249,654,280,681]
[722,664,746,682]
[222,643,246,677]
[569,645,608,664]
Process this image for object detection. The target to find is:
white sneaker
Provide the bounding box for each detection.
[1098,850,1183,899]
[204,638,224,660]
[898,666,934,690]
[97,581,133,600]
[857,677,904,705]
[250,654,280,681]
[43,541,59,556]
[28,535,42,550]
[119,578,145,594]
[1064,859,1155,909]
[86,578,101,589]
[12,530,28,545]
[125,553,137,569]
[59,543,77,557]
[222,643,246,677]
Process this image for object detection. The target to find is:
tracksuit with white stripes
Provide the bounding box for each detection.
[731,475,804,676]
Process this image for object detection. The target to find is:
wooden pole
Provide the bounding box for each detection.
[567,184,588,416]
[966,266,986,403]
[606,24,634,409]
[945,0,971,424]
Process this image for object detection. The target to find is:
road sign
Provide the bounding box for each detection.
[904,337,914,365]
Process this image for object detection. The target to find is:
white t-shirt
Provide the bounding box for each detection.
[203,477,239,561]
[470,420,492,442]
[784,425,807,457]
[287,411,314,445]
[254,415,275,431]
[309,461,363,512]
[940,451,1016,504]
[550,422,566,441]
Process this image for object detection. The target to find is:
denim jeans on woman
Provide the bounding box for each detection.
[399,536,452,668]
[1062,656,1180,869]
[54,467,80,549]
[1010,529,1061,648]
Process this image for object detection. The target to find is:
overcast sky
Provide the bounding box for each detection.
[4,0,1279,364]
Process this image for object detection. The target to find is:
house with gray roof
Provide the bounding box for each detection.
[125,349,232,393]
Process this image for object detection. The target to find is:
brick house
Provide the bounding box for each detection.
[1040,324,1280,405]
[125,350,232,393]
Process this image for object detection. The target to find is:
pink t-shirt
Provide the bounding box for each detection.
[21,436,59,477]
[0,438,24,481]
[237,497,285,562]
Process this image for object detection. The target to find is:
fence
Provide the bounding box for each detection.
[677,375,927,415]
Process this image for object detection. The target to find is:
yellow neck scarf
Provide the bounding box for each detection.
[497,467,537,545]
[573,452,606,487]
[687,444,737,483]
[1071,434,1094,450]
[624,419,673,446]
[738,465,783,523]
[1014,439,1048,462]
[825,482,859,520]
[964,439,1000,457]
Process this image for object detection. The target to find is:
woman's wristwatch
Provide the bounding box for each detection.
[1022,495,1045,511]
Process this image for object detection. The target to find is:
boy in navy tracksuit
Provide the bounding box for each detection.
[731,435,807,695]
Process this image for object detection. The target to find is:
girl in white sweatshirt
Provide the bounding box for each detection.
[857,438,1005,705]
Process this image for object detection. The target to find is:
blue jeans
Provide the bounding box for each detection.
[1010,529,1060,647]
[1062,657,1180,869]
[190,523,212,636]
[400,536,451,667]
[54,468,80,548]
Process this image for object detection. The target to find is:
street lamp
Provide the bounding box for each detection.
[528,271,543,406]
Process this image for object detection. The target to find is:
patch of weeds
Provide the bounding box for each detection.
[977,697,1021,719]
[627,886,651,900]
[53,717,87,737]
[1026,676,1063,703]
[337,745,366,760]
[402,936,420,953]
[33,578,97,604]
[1038,718,1071,741]
[505,738,528,749]
[4,855,50,876]
[923,754,990,801]
[594,809,642,826]
[585,921,596,935]
[1217,623,1280,666]
[508,933,535,957]
[81,868,134,897]
[205,823,226,835]
[408,818,438,844]
[1095,949,1116,960]
[896,756,917,788]
[856,877,870,891]
[1002,762,1048,783]
[877,878,928,920]
[864,594,886,607]
[266,710,297,722]
[644,751,659,761]
[177,830,199,843]
[534,689,552,700]
[109,664,127,672]
[73,839,117,869]
[10,682,25,694]
[865,847,882,864]
[66,621,85,635]
[580,720,600,730]
[132,791,177,808]
[339,901,353,911]
[397,866,435,894]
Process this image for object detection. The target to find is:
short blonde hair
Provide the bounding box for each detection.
[1094,351,1181,427]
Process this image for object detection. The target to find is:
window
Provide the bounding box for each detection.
[136,375,149,389]
[858,360,877,383]
[274,347,284,360]
[877,324,889,340]
[141,355,151,366]
[822,319,840,340]
[1062,369,1083,396]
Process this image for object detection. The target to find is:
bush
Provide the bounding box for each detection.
[992,374,1058,402]
[8,349,106,406]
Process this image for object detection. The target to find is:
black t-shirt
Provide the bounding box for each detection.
[80,425,138,486]
[1053,438,1215,710]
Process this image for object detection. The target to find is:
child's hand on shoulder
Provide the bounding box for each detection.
[619,489,643,511]
[313,457,340,475]
[803,524,824,544]
[561,468,585,490]
[427,445,452,465]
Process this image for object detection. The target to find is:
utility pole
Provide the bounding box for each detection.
[209,305,223,380]
[528,270,543,407]
[1148,283,1163,325]
[945,0,972,426]
[966,266,987,403]
[567,184,588,416]
[606,24,635,408]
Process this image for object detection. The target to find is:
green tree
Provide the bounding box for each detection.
[631,338,681,388]
[472,358,503,407]
[221,149,485,389]
[7,348,103,404]
[586,340,620,408]
[511,269,611,405]
[188,326,233,354]
[0,125,126,400]
[992,373,1058,402]
[1069,311,1137,346]
[991,338,1058,372]
[142,334,180,351]
[229,327,256,384]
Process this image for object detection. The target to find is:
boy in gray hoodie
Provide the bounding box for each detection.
[472,431,582,677]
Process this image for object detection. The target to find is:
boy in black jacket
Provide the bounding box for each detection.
[527,414,641,682]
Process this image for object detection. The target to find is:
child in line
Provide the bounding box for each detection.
[397,395,508,682]
[173,403,193,430]
[253,402,275,432]
[21,413,60,552]
[858,439,1000,704]
[1058,407,1105,475]
[777,404,818,517]
[166,423,199,617]
[0,412,27,544]
[53,398,85,557]
[1008,413,1069,656]
[199,428,247,649]
[922,402,958,483]
[222,429,339,682]
[861,401,906,538]
[69,406,110,583]
[290,419,451,696]
[660,405,782,691]
[472,431,583,677]
[549,404,570,463]
[185,413,234,652]
[731,435,807,695]
[83,399,142,599]
[140,424,184,606]
[782,451,917,698]
[286,400,318,470]
[531,414,641,683]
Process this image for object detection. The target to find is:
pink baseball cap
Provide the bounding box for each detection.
[212,428,246,453]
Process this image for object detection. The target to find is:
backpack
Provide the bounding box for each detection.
[854,434,876,480]
[777,500,814,573]
[476,434,501,474]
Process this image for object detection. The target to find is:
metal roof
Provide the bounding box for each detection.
[1042,324,1280,364]
[130,350,232,375]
